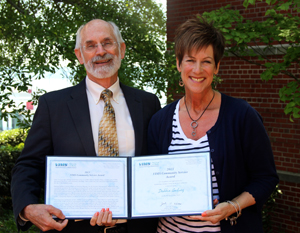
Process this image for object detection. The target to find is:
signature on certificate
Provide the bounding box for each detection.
[160,202,166,206]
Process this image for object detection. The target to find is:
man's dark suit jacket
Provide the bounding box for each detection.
[11,79,161,233]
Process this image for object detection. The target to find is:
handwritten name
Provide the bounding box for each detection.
[158,188,184,193]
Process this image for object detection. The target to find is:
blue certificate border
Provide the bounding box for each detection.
[45,156,128,219]
[130,152,213,219]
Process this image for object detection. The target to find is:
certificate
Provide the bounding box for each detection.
[45,157,128,219]
[45,152,212,219]
[131,153,212,217]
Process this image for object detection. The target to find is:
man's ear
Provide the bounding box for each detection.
[120,42,126,59]
[74,48,84,64]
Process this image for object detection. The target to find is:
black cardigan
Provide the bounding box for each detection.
[148,93,279,233]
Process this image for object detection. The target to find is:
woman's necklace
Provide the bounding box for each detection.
[184,91,215,137]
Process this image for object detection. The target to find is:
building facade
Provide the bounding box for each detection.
[166,0,300,232]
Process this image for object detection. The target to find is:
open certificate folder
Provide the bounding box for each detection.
[45,153,213,219]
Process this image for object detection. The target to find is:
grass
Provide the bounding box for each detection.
[0,209,40,233]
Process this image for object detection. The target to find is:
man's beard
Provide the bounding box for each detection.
[83,52,121,79]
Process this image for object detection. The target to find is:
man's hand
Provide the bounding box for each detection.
[90,208,117,227]
[23,204,68,232]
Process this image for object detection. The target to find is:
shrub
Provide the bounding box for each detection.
[0,128,28,214]
[262,185,282,233]
[0,128,28,147]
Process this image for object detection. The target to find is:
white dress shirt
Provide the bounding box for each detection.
[86,76,135,157]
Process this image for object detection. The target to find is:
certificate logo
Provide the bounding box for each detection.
[139,162,151,166]
[55,163,67,167]
[54,162,76,168]
[138,161,159,167]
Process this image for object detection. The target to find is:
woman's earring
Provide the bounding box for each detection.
[179,78,184,87]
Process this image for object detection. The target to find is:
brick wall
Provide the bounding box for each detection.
[166,0,300,232]
[219,55,300,173]
[274,180,300,232]
[218,56,300,233]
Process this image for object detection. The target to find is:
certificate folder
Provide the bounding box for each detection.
[45,152,213,219]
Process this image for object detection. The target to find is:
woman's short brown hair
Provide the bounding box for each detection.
[175,15,225,67]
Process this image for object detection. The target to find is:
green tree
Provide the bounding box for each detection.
[0,0,166,127]
[202,0,300,121]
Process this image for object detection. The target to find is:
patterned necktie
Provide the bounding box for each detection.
[98,89,119,156]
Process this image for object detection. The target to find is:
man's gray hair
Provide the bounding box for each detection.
[74,20,124,49]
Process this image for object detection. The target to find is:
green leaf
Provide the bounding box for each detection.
[286,101,296,108]
[278,2,292,10]
[289,114,294,122]
[243,0,257,8]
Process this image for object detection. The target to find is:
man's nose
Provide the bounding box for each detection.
[95,43,106,56]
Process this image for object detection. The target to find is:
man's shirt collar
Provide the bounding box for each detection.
[86,76,121,104]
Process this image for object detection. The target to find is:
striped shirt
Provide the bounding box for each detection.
[157,101,221,233]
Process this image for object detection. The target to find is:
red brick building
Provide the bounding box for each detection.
[166,0,300,232]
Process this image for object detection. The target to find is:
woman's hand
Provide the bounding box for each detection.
[189,192,255,224]
[189,201,235,224]
[90,208,117,227]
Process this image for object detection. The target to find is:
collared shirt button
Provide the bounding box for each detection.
[211,149,214,152]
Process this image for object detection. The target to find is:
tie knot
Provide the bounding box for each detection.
[101,89,113,101]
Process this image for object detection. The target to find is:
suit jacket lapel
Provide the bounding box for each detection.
[67,79,96,156]
[120,83,143,156]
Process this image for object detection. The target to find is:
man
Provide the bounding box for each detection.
[11,19,161,233]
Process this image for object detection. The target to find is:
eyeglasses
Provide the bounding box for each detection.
[82,41,118,53]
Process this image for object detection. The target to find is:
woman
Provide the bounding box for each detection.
[148,15,279,233]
